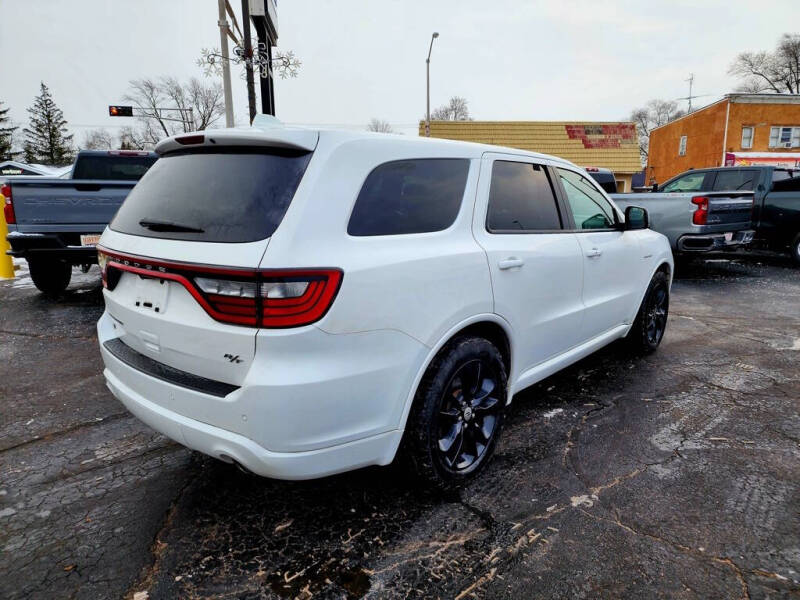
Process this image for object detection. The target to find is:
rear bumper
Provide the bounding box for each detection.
[6,231,98,263]
[676,229,754,253]
[97,310,425,480]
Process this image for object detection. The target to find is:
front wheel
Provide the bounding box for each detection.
[626,270,670,353]
[28,259,72,296]
[402,336,507,489]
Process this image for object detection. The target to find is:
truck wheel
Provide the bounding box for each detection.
[626,271,670,354]
[28,260,72,296]
[402,336,507,490]
[791,235,800,266]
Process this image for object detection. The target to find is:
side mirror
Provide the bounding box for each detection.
[624,206,649,230]
[651,183,659,192]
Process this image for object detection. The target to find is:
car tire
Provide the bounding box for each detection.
[402,336,507,490]
[790,234,800,267]
[626,270,670,354]
[28,259,72,296]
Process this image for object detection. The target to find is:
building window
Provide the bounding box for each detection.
[678,135,687,156]
[769,126,800,148]
[741,126,754,149]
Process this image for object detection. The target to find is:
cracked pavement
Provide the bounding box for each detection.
[1,255,799,599]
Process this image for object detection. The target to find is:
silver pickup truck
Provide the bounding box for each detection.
[3,150,157,295]
[610,169,754,255]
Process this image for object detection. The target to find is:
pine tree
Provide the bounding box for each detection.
[0,101,16,160]
[22,82,74,165]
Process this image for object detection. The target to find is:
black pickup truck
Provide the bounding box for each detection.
[650,166,800,264]
[3,150,157,294]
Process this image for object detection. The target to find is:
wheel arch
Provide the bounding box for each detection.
[395,314,514,437]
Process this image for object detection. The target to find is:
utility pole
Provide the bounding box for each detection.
[241,0,257,124]
[217,0,235,127]
[686,73,695,113]
[425,32,439,138]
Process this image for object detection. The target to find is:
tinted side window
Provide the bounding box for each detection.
[348,159,470,236]
[772,172,800,192]
[661,172,706,192]
[487,161,562,232]
[712,169,758,191]
[557,168,616,230]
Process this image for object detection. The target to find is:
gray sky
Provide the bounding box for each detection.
[1,0,794,142]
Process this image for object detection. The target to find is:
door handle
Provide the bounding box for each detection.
[586,247,602,258]
[498,257,524,270]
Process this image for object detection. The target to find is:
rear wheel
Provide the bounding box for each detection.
[403,336,507,489]
[28,259,71,296]
[790,235,800,266]
[626,271,670,353]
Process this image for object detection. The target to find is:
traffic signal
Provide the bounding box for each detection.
[109,105,134,117]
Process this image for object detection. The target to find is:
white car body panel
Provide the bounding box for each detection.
[98,125,673,480]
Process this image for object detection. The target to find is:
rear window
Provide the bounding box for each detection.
[712,169,758,191]
[348,159,469,236]
[73,155,157,180]
[110,149,311,243]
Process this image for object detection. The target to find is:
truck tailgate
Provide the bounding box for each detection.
[10,178,135,230]
[706,192,753,228]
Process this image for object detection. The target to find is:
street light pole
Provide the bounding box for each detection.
[217,0,234,127]
[425,32,439,138]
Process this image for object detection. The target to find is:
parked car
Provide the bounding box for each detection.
[611,168,755,256]
[584,166,617,193]
[647,166,800,264]
[96,124,672,487]
[3,149,158,295]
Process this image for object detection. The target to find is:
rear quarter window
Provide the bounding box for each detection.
[348,159,470,236]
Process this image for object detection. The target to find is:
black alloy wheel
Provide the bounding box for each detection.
[403,336,508,489]
[436,358,503,473]
[645,281,669,346]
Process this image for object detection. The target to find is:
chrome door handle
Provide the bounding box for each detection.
[498,258,524,270]
[586,247,602,258]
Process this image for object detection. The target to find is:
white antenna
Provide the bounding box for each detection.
[686,73,695,113]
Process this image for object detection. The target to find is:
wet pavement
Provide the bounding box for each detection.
[1,255,798,599]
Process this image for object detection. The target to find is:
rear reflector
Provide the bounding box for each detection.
[1,183,15,225]
[97,247,342,328]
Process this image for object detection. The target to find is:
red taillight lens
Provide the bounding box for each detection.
[1,183,15,225]
[98,248,342,328]
[260,270,343,327]
[691,196,708,225]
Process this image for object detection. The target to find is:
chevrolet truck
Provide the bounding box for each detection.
[3,150,157,294]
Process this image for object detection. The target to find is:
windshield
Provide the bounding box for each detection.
[110,149,312,243]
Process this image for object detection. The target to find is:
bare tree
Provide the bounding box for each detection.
[121,76,225,149]
[366,118,394,133]
[729,33,800,94]
[430,96,472,121]
[81,128,115,150]
[629,99,686,164]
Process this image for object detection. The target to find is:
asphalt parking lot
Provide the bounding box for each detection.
[1,254,799,600]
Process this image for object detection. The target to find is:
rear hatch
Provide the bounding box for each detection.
[99,135,316,387]
[703,191,754,231]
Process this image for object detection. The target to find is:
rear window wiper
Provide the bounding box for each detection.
[138,219,205,233]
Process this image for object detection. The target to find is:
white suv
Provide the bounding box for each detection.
[97,122,672,487]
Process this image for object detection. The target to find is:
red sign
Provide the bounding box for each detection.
[565,124,636,149]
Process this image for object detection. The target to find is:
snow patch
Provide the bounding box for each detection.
[0,508,17,518]
[570,494,599,508]
[542,408,564,419]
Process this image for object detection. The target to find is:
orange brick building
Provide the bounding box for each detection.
[647,93,800,184]
[423,121,643,192]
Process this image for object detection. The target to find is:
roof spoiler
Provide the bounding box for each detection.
[155,120,319,155]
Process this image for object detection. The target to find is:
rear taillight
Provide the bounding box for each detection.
[1,183,15,225]
[97,247,342,328]
[691,196,708,225]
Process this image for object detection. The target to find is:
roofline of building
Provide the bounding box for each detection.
[650,93,800,133]
[420,120,636,126]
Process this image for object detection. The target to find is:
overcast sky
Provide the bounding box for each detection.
[1,0,794,143]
